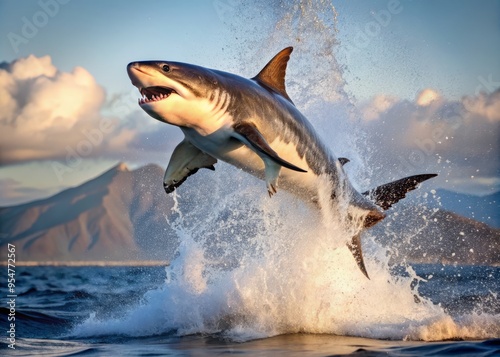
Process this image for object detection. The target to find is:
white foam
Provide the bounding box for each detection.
[71,180,500,341]
[73,0,500,342]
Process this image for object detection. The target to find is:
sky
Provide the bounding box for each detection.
[0,0,499,206]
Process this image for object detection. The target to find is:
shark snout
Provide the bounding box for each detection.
[127,62,138,74]
[127,62,141,83]
[127,62,154,89]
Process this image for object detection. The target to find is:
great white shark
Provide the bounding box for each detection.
[127,47,437,278]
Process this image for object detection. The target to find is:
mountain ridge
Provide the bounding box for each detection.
[0,163,178,262]
[432,188,499,228]
[1,163,498,265]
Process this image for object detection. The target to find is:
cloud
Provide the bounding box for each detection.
[358,89,500,194]
[1,55,497,198]
[360,94,398,121]
[0,177,56,207]
[448,176,500,196]
[0,55,107,164]
[416,88,442,107]
[0,55,189,205]
[462,89,500,122]
[0,55,177,167]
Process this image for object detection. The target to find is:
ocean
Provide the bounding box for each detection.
[3,167,500,356]
[2,2,499,355]
[2,264,499,356]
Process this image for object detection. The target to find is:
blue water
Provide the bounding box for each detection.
[2,2,499,355]
[2,264,499,356]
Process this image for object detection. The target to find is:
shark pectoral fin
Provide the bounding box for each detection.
[233,122,307,173]
[163,139,217,194]
[347,233,370,279]
[362,173,438,210]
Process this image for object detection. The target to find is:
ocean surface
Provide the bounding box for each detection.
[3,168,500,356]
[2,264,499,356]
[2,2,499,355]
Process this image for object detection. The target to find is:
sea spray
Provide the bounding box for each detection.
[72,168,499,341]
[71,0,500,342]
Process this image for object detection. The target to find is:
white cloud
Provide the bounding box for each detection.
[0,55,108,163]
[0,55,177,166]
[448,176,500,196]
[358,88,500,194]
[9,55,57,79]
[416,88,441,107]
[0,55,187,205]
[361,94,398,121]
[462,89,500,122]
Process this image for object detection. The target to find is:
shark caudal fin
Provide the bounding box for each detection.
[347,173,437,279]
[347,208,385,279]
[362,174,438,210]
[343,194,385,280]
[347,233,370,279]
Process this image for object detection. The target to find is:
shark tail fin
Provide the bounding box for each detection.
[362,174,438,210]
[347,173,437,279]
[346,208,384,280]
[347,233,370,279]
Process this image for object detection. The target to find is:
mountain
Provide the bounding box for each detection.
[373,205,500,266]
[433,189,500,228]
[0,163,498,265]
[0,163,178,262]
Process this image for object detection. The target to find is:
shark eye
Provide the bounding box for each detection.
[162,64,170,72]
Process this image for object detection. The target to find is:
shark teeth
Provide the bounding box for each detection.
[138,86,174,105]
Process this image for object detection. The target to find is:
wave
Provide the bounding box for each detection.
[72,0,499,343]
[70,184,500,342]
[1,307,73,339]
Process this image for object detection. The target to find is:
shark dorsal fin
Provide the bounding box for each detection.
[252,47,293,103]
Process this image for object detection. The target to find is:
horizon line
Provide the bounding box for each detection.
[1,260,170,267]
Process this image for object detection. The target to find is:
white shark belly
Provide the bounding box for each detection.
[266,137,322,198]
[183,127,320,200]
[224,145,319,199]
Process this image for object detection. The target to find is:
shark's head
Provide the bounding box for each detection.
[127,60,223,129]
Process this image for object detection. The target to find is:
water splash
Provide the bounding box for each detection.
[71,172,499,341]
[72,0,499,342]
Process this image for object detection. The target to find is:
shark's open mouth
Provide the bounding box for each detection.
[139,86,174,105]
